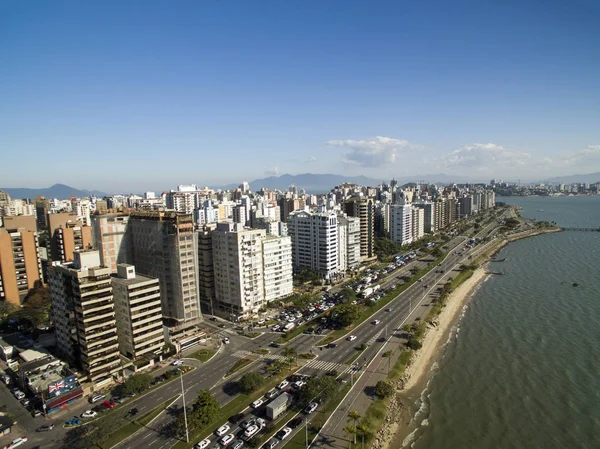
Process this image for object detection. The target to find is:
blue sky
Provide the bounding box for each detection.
[1,0,599,192]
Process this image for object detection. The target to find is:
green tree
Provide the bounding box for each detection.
[175,389,220,434]
[266,359,287,376]
[347,411,361,443]
[337,303,362,327]
[343,425,357,448]
[296,376,338,408]
[120,373,153,395]
[17,281,51,328]
[356,424,369,449]
[407,339,422,350]
[374,380,394,399]
[238,372,263,394]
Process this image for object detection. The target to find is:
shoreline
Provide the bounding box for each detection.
[375,228,560,449]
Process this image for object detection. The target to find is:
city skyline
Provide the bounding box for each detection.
[2,0,599,191]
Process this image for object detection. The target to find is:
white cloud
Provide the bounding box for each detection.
[433,143,531,172]
[327,136,420,167]
[561,145,600,166]
[265,166,280,176]
[306,155,317,163]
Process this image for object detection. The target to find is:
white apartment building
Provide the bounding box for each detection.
[337,214,361,271]
[71,198,92,226]
[287,210,339,279]
[1,199,35,217]
[262,235,293,303]
[112,264,164,361]
[414,202,436,234]
[390,202,413,246]
[412,207,425,241]
[48,250,122,384]
[212,224,266,317]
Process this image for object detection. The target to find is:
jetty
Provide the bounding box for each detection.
[561,227,600,232]
[485,271,505,275]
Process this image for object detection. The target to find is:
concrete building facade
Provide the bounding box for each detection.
[390,203,413,246]
[91,214,132,273]
[262,235,293,303]
[344,198,375,260]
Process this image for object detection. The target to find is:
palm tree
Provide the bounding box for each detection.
[356,424,368,449]
[283,346,296,367]
[347,411,361,443]
[343,425,356,449]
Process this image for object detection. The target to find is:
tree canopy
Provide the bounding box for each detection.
[119,373,153,395]
[295,376,338,408]
[174,389,220,435]
[336,303,362,327]
[238,372,264,394]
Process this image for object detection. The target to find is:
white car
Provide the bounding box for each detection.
[304,402,319,414]
[231,440,244,449]
[293,381,305,389]
[223,338,230,344]
[250,399,264,409]
[4,436,27,449]
[265,389,279,400]
[195,439,211,449]
[240,419,257,429]
[371,320,380,325]
[215,424,231,437]
[244,425,260,438]
[277,380,289,390]
[219,434,235,446]
[347,335,357,341]
[257,319,266,325]
[276,427,293,440]
[172,360,184,366]
[81,410,98,419]
[14,391,25,400]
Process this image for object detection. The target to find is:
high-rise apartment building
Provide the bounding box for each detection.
[287,210,339,279]
[48,213,92,263]
[344,197,375,260]
[112,264,164,361]
[414,202,436,234]
[262,235,293,303]
[411,206,425,241]
[128,211,201,331]
[91,214,132,273]
[390,202,413,246]
[197,224,216,315]
[212,224,266,317]
[337,215,361,271]
[48,250,121,384]
[0,216,43,305]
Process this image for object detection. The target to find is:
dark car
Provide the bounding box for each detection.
[209,317,218,321]
[229,413,245,424]
[130,408,139,416]
[36,424,55,432]
[288,417,305,428]
[269,343,281,348]
[326,343,337,349]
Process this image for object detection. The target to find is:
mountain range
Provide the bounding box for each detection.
[538,172,600,184]
[0,184,107,200]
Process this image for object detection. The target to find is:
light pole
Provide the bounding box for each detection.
[181,372,189,443]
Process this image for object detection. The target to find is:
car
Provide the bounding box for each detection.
[371,320,380,325]
[257,319,266,325]
[304,402,318,414]
[209,316,218,321]
[90,394,106,403]
[269,342,280,348]
[81,410,97,418]
[229,413,245,424]
[130,408,139,416]
[31,409,42,417]
[293,381,305,389]
[13,390,25,400]
[231,440,244,449]
[376,337,386,343]
[276,427,292,440]
[219,434,235,446]
[241,419,257,429]
[215,424,231,437]
[262,439,279,449]
[20,398,30,406]
[347,335,357,341]
[172,360,184,366]
[277,380,289,390]
[326,343,337,349]
[102,400,116,409]
[243,425,260,439]
[288,417,305,428]
[195,438,212,449]
[257,418,266,428]
[265,389,279,400]
[222,337,230,344]
[36,424,55,432]
[3,436,27,449]
[385,308,393,312]
[250,399,264,409]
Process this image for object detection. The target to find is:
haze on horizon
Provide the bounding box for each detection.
[1,0,599,192]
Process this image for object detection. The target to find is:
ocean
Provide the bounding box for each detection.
[404,195,600,449]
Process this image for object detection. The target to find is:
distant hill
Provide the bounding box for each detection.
[0,184,107,200]
[539,172,600,184]
[221,173,466,193]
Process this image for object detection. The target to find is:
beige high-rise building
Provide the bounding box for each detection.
[197,224,216,315]
[48,213,92,263]
[0,215,43,305]
[112,264,164,361]
[344,197,375,261]
[48,250,122,384]
[128,211,202,347]
[91,214,131,273]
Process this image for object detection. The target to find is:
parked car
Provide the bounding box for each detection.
[215,424,230,437]
[304,402,319,414]
[243,425,260,439]
[102,400,116,409]
[231,440,244,449]
[276,427,292,440]
[219,434,235,446]
[288,417,305,428]
[277,380,289,390]
[130,408,139,416]
[172,360,184,366]
[90,394,106,403]
[36,424,55,432]
[265,389,279,400]
[3,436,27,449]
[262,440,279,449]
[250,399,264,409]
[269,343,280,348]
[81,410,97,419]
[229,413,244,424]
[222,337,230,344]
[195,438,211,449]
[31,409,42,417]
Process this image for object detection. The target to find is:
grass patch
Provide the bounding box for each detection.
[225,358,252,377]
[239,332,262,339]
[298,352,316,359]
[100,396,178,448]
[189,348,216,362]
[253,349,269,355]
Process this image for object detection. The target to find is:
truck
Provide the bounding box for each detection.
[283,322,295,333]
[373,285,381,293]
[266,393,292,420]
[361,287,374,298]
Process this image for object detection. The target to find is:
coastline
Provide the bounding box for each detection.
[374,228,561,449]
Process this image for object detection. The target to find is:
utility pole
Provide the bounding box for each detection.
[181,372,189,443]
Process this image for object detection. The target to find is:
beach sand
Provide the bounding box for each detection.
[374,267,491,449]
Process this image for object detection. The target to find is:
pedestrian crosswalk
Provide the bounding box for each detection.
[300,358,359,375]
[230,350,286,361]
[231,350,253,358]
[366,330,383,346]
